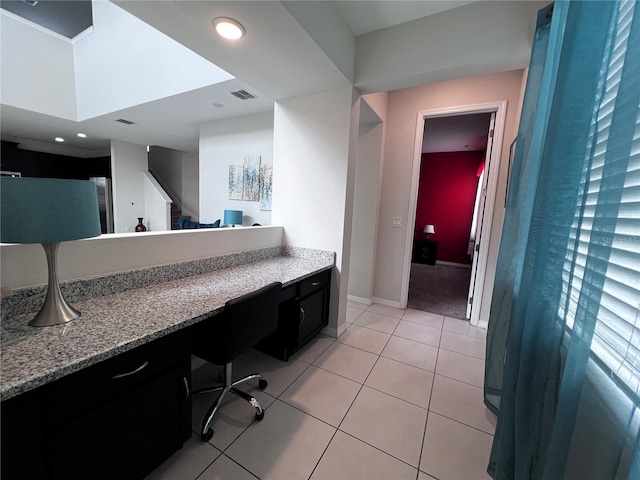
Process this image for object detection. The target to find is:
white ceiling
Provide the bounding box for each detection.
[335,0,476,36]
[423,113,492,153]
[1,0,531,158]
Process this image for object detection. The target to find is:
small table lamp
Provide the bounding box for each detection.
[224,209,243,227]
[423,224,435,239]
[1,177,102,327]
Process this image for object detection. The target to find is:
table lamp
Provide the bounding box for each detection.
[224,209,243,227]
[1,177,102,327]
[423,224,435,239]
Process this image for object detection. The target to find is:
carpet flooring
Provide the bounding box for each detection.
[407,262,472,320]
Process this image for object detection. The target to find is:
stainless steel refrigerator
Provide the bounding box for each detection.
[90,177,114,234]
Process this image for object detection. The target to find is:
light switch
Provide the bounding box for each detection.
[392,217,402,228]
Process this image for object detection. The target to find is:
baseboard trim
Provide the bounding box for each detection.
[321,322,350,338]
[337,322,350,338]
[371,297,402,309]
[320,325,336,338]
[347,295,371,306]
[436,260,472,269]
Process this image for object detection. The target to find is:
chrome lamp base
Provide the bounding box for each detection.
[29,242,81,327]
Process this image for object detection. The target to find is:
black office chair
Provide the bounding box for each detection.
[191,281,282,441]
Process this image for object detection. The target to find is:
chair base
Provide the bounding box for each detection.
[193,363,268,441]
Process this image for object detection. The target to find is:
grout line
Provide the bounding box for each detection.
[191,444,220,480]
[223,454,261,480]
[416,318,445,480]
[336,429,423,474]
[179,308,492,480]
[437,344,486,361]
[442,328,488,340]
[379,351,437,374]
[332,336,390,356]
[427,409,496,437]
[311,316,426,476]
[433,370,485,389]
[359,383,431,411]
[308,428,340,479]
[333,321,396,431]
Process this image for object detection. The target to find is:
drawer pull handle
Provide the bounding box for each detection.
[300,307,306,324]
[311,282,320,286]
[112,361,149,379]
[183,376,190,400]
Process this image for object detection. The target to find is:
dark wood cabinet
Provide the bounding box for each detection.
[1,330,192,480]
[256,269,331,361]
[412,239,438,266]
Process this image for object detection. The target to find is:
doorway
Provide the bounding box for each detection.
[408,112,493,320]
[401,102,507,327]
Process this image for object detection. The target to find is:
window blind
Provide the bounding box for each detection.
[559,0,640,397]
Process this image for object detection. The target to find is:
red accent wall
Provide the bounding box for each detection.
[415,151,485,265]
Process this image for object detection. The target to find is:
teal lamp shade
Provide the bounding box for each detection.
[1,177,101,244]
[224,209,243,226]
[1,177,102,326]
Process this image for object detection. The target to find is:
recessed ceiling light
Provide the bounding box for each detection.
[55,137,64,142]
[212,17,245,40]
[77,133,87,138]
[212,103,224,108]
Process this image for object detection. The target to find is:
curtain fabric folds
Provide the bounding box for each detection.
[485,1,640,479]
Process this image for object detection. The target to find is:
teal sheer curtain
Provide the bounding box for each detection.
[485,1,640,479]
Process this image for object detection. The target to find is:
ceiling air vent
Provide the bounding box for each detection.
[229,90,256,100]
[115,118,135,125]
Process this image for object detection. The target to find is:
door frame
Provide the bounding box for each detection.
[401,101,508,327]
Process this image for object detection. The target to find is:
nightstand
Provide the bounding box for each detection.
[412,239,438,266]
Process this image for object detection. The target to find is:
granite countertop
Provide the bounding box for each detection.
[1,253,333,401]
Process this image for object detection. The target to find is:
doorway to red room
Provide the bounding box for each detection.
[402,102,507,327]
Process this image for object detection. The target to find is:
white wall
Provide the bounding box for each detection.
[354,0,545,93]
[148,146,183,201]
[281,1,355,83]
[143,172,172,232]
[199,112,274,226]
[111,140,148,233]
[272,87,357,335]
[1,227,283,290]
[373,69,525,324]
[182,152,200,221]
[0,12,77,120]
[348,99,385,301]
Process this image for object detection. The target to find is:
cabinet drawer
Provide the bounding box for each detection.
[47,329,190,425]
[280,284,296,302]
[48,365,189,480]
[299,270,330,298]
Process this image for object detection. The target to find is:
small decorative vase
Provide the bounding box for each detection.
[135,218,146,232]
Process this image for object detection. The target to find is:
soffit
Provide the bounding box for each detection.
[0,0,92,39]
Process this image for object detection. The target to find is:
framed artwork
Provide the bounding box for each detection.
[228,155,272,209]
[243,155,260,201]
[259,164,272,211]
[229,165,243,200]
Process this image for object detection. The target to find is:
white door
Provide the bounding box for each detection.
[466,112,496,320]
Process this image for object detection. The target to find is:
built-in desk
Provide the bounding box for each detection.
[0,247,334,480]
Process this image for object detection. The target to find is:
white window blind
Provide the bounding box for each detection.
[559,0,640,397]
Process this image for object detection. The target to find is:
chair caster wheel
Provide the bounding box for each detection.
[255,411,264,421]
[201,429,214,441]
[258,379,268,390]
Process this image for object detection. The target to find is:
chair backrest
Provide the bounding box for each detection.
[192,282,282,365]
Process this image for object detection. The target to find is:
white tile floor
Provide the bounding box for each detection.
[144,303,496,480]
